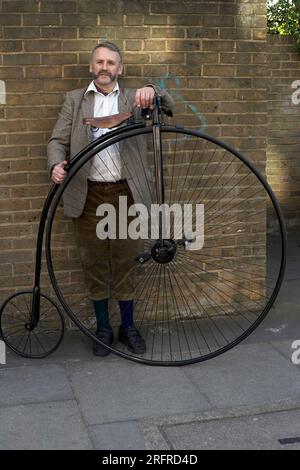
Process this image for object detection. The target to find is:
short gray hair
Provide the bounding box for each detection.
[91,41,123,63]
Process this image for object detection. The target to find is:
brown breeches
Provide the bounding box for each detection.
[73,180,138,301]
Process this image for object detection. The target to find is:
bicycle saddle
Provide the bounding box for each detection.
[83,112,132,129]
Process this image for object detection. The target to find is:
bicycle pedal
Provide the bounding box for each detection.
[135,252,151,264]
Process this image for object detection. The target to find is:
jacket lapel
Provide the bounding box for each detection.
[81,89,94,117]
[118,88,132,113]
[81,90,95,143]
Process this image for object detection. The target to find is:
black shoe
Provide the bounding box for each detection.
[92,328,114,357]
[118,325,146,354]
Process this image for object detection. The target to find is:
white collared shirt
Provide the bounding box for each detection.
[85,81,122,182]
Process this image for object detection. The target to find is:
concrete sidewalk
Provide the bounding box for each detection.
[0,231,299,450]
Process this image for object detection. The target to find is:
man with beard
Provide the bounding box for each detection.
[48,41,173,357]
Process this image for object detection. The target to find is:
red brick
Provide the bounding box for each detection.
[4,27,40,38]
[42,53,77,65]
[151,2,218,14]
[99,14,124,26]
[0,172,28,186]
[167,40,200,51]
[152,28,185,39]
[144,15,168,25]
[0,40,23,52]
[220,52,252,64]
[144,40,166,51]
[125,40,143,51]
[143,65,168,77]
[0,145,27,158]
[23,14,60,26]
[124,15,144,26]
[0,198,30,211]
[253,29,267,41]
[0,14,22,25]
[24,40,62,52]
[124,53,150,64]
[26,117,56,132]
[169,64,201,76]
[204,15,235,27]
[63,65,90,78]
[220,28,252,40]
[0,119,27,132]
[202,40,235,52]
[168,15,203,26]
[40,1,77,12]
[6,132,45,146]
[203,65,236,77]
[120,28,149,39]
[11,185,49,198]
[43,79,81,92]
[3,54,40,65]
[151,52,185,64]
[187,52,218,65]
[187,28,218,39]
[79,26,117,38]
[62,40,100,51]
[41,27,78,39]
[237,65,267,77]
[5,79,44,93]
[25,65,62,79]
[0,67,24,79]
[62,14,98,26]
[124,65,143,77]
[2,0,39,12]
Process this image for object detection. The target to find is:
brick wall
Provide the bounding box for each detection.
[0,0,269,321]
[267,34,300,228]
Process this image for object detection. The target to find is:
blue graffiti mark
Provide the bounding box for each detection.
[153,75,206,132]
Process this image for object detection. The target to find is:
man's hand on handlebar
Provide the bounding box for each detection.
[134,86,155,109]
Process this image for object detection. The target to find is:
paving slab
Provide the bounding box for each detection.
[243,307,300,345]
[271,340,300,365]
[68,361,211,425]
[90,421,146,450]
[162,408,300,450]
[0,400,91,450]
[182,342,300,408]
[2,330,109,369]
[0,364,73,406]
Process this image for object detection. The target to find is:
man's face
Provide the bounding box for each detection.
[89,47,123,90]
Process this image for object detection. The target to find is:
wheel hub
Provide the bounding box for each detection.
[25,322,34,331]
[151,239,176,264]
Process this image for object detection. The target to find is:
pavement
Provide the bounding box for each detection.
[0,230,299,450]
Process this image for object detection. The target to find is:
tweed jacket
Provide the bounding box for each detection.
[47,84,173,218]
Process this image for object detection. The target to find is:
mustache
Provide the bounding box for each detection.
[93,71,113,79]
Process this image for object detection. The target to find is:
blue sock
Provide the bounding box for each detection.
[119,300,134,329]
[92,299,111,331]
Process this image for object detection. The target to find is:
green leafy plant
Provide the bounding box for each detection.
[267,0,300,50]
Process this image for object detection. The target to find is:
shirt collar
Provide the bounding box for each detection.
[85,81,120,96]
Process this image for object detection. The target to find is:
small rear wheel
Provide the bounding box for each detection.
[0,291,65,358]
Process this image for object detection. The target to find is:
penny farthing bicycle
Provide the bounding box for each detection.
[0,96,286,366]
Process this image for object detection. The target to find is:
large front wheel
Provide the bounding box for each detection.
[45,126,286,366]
